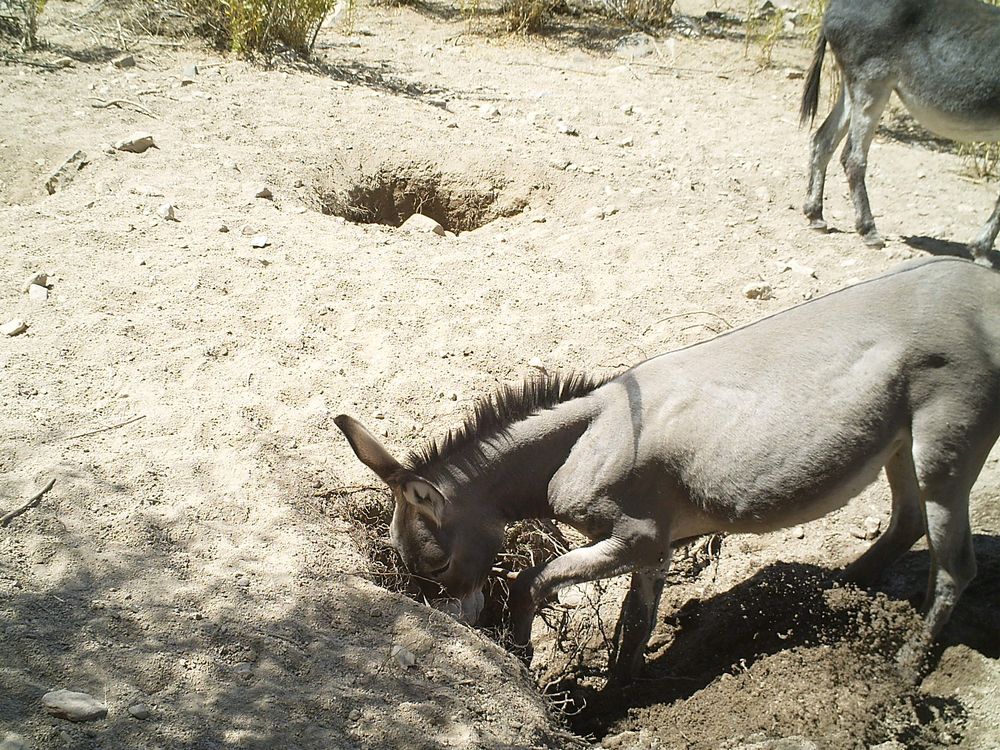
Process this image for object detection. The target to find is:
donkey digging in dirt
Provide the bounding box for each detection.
[801,0,1000,263]
[337,258,1000,682]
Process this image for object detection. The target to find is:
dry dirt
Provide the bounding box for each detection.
[2,1,999,748]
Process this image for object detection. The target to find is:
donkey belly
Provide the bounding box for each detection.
[896,87,1000,142]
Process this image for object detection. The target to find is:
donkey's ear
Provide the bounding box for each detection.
[334,414,405,482]
[400,477,446,526]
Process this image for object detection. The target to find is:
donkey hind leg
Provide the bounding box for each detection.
[609,565,669,684]
[968,191,1000,267]
[804,85,851,231]
[839,77,894,248]
[509,537,640,650]
[918,482,976,638]
[841,446,925,586]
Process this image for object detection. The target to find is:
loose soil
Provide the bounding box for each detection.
[2,1,999,748]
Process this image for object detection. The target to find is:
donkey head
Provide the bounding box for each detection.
[334,415,503,624]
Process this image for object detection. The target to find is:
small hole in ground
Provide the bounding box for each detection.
[315,164,525,233]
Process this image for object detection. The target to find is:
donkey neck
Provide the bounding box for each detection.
[429,396,599,523]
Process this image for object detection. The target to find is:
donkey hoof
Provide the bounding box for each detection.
[861,230,886,249]
[807,218,829,233]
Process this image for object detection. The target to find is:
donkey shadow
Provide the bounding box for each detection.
[570,534,1000,736]
[902,235,976,260]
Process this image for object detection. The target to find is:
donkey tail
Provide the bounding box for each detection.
[799,32,827,127]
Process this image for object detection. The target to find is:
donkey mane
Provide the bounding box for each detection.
[406,371,611,472]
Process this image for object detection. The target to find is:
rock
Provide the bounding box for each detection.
[791,525,805,539]
[44,150,89,195]
[849,525,867,540]
[785,68,805,80]
[528,357,546,373]
[251,185,273,200]
[134,185,164,197]
[112,53,136,69]
[615,32,656,59]
[114,132,156,154]
[0,733,28,750]
[743,282,773,300]
[732,737,820,750]
[27,284,48,302]
[391,644,416,669]
[218,224,230,233]
[250,234,270,248]
[479,104,500,119]
[556,120,579,136]
[183,63,199,78]
[128,703,152,720]
[617,137,634,147]
[234,662,254,680]
[582,206,605,221]
[53,56,74,68]
[41,689,107,722]
[780,260,817,278]
[863,516,882,540]
[22,273,48,293]
[400,213,445,236]
[157,203,177,221]
[1,319,27,337]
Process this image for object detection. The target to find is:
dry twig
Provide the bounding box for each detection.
[61,414,146,442]
[89,97,157,118]
[1,478,56,528]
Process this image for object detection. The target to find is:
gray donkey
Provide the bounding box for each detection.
[337,257,1000,682]
[801,0,1000,263]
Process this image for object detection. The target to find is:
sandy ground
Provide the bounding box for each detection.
[1,0,999,748]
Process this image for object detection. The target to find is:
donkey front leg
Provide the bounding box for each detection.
[609,565,669,684]
[509,537,643,655]
[840,78,894,248]
[968,191,1000,267]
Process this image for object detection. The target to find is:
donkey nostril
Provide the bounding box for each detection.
[429,562,450,577]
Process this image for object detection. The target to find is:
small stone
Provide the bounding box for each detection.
[1,319,27,337]
[233,662,254,680]
[157,203,177,221]
[550,158,571,171]
[112,53,136,69]
[400,213,445,236]
[479,104,500,119]
[114,132,156,154]
[134,185,164,197]
[617,137,634,147]
[218,224,229,233]
[582,206,605,221]
[252,185,273,200]
[348,708,361,722]
[22,273,47,293]
[528,357,546,373]
[780,260,817,278]
[1,732,29,750]
[791,525,805,539]
[250,234,270,248]
[41,689,107,722]
[134,254,147,266]
[128,703,152,720]
[44,150,89,195]
[390,644,415,669]
[28,284,48,301]
[849,525,867,540]
[180,77,195,87]
[53,57,74,68]
[785,68,805,80]
[743,282,773,300]
[863,516,882,540]
[556,120,579,136]
[183,63,199,78]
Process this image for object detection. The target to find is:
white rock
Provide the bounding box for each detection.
[1,319,27,337]
[780,260,817,278]
[556,120,579,136]
[128,703,152,720]
[0,732,28,750]
[391,644,416,669]
[183,63,199,78]
[41,689,107,722]
[582,206,605,221]
[157,203,177,221]
[114,132,156,154]
[863,516,882,540]
[22,273,47,293]
[743,282,773,300]
[44,150,89,195]
[28,284,48,301]
[528,357,546,373]
[400,213,445,236]
[791,525,805,539]
[250,234,270,248]
[479,104,500,119]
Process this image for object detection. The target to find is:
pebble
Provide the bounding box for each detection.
[790,525,805,539]
[863,516,882,540]
[22,273,47,293]
[780,260,817,278]
[114,132,156,154]
[157,203,177,221]
[44,150,89,195]
[128,703,152,720]
[1,319,27,337]
[250,234,270,248]
[743,282,773,300]
[390,644,416,669]
[528,357,546,373]
[582,206,605,221]
[183,63,199,78]
[41,689,107,722]
[556,120,579,136]
[112,53,136,68]
[0,733,28,750]
[53,56,74,68]
[27,284,48,301]
[479,104,500,119]
[234,662,254,680]
[218,223,230,233]
[252,185,274,200]
[400,213,445,236]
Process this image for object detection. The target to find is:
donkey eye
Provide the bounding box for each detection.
[428,561,450,577]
